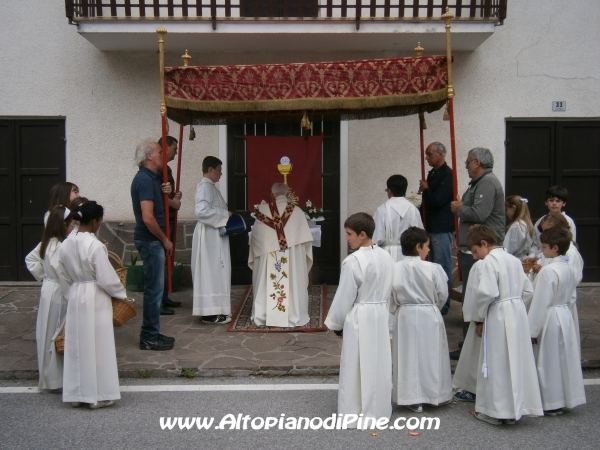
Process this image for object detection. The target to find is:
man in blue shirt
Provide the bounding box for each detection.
[131,139,175,351]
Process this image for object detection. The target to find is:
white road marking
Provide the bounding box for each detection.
[2,380,599,394]
[0,384,339,394]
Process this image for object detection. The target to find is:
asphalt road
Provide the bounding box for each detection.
[1,377,598,450]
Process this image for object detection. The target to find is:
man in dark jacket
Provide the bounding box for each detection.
[419,142,454,314]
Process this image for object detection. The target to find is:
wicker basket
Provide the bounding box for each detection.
[112,298,136,327]
[55,331,65,355]
[108,251,128,289]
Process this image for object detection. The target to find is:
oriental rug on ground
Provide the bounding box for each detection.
[227,284,328,333]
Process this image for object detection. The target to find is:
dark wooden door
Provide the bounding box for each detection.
[0,118,66,281]
[227,117,341,285]
[506,120,600,281]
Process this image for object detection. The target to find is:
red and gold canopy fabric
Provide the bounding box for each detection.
[164,55,450,124]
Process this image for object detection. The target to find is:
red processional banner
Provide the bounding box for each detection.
[245,136,323,210]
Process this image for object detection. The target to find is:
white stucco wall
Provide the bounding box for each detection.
[1,0,599,222]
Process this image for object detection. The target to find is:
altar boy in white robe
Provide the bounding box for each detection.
[528,227,585,416]
[249,183,313,327]
[467,224,543,425]
[191,156,232,324]
[390,227,452,413]
[325,213,394,429]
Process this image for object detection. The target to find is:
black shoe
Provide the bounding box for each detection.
[158,334,175,343]
[139,338,174,351]
[160,307,174,316]
[163,298,182,308]
[440,308,449,316]
[449,349,462,360]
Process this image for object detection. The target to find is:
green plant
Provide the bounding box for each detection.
[180,368,196,379]
[138,369,154,378]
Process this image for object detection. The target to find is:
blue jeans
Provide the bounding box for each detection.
[134,240,165,341]
[430,232,453,311]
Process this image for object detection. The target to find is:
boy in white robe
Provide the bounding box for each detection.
[191,156,232,323]
[531,185,576,255]
[529,227,585,415]
[452,259,485,402]
[390,227,451,412]
[325,213,394,429]
[466,225,543,425]
[373,174,423,334]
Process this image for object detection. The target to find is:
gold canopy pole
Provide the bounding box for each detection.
[157,27,172,293]
[442,8,461,278]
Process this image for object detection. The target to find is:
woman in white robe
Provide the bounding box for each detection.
[474,248,543,421]
[325,245,393,429]
[191,174,231,319]
[58,201,127,408]
[390,255,451,408]
[529,255,585,412]
[25,207,72,390]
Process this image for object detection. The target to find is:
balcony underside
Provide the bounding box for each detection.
[76,19,496,52]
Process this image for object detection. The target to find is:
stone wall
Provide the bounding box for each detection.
[99,221,197,288]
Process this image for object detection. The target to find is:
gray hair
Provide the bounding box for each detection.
[134,139,158,167]
[468,147,494,169]
[271,183,289,197]
[430,142,447,156]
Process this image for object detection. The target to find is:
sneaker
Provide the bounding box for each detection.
[474,412,501,426]
[437,399,453,406]
[160,307,175,316]
[202,315,231,324]
[407,404,423,413]
[449,349,462,360]
[140,337,174,351]
[71,402,81,408]
[454,390,476,402]
[503,419,516,425]
[544,408,563,416]
[89,400,116,409]
[158,334,175,343]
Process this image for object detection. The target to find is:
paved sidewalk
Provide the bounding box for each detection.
[0,285,599,379]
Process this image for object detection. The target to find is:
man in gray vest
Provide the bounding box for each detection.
[449,147,505,365]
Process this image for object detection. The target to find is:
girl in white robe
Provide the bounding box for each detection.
[467,225,542,425]
[529,228,585,414]
[44,182,79,226]
[58,201,127,409]
[25,206,72,391]
[504,195,534,260]
[325,213,394,429]
[390,227,451,411]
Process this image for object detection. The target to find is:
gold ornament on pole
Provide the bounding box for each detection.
[277,156,293,185]
[182,49,191,67]
[442,7,455,99]
[300,111,311,131]
[157,27,168,117]
[414,42,424,57]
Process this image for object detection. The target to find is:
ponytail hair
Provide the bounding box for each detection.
[505,195,534,236]
[47,182,78,211]
[40,206,70,259]
[71,200,104,225]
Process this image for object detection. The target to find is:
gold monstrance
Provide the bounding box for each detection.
[277,156,293,184]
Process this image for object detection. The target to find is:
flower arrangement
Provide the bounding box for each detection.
[303,200,324,221]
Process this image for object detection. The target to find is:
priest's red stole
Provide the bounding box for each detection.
[245,135,323,209]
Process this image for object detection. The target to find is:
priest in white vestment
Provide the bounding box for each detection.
[528,228,585,413]
[249,183,313,328]
[325,212,394,429]
[471,242,542,422]
[191,157,232,323]
[58,215,127,407]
